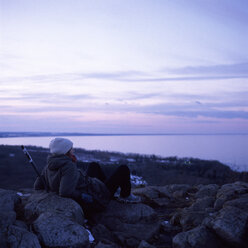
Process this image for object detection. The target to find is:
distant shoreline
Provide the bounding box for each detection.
[0,132,248,138]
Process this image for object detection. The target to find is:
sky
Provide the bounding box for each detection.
[0,0,248,134]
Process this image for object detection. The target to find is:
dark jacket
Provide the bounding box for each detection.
[34,154,110,209]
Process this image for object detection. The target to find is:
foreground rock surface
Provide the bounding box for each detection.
[0,181,248,247]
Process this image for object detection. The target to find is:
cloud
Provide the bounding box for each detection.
[161,110,248,119]
[0,93,93,102]
[166,62,248,78]
[2,98,247,121]
[2,62,248,86]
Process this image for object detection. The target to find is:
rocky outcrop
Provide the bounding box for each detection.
[0,188,40,248]
[1,181,248,247]
[171,181,248,248]
[173,225,220,248]
[95,201,159,247]
[24,191,85,225]
[7,225,41,248]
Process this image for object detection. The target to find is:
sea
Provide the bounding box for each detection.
[0,134,247,172]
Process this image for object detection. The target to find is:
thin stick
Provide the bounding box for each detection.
[21,145,49,192]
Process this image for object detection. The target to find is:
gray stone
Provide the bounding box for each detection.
[223,193,248,211]
[179,209,208,231]
[7,225,41,248]
[132,187,161,200]
[188,196,215,211]
[97,201,160,244]
[95,241,119,248]
[151,197,171,207]
[173,225,219,248]
[195,184,219,198]
[0,211,16,232]
[100,201,157,224]
[0,189,20,211]
[33,212,90,248]
[24,191,84,225]
[155,186,173,198]
[138,240,156,248]
[214,181,248,210]
[209,206,248,245]
[13,220,28,230]
[0,189,19,246]
[169,184,192,193]
[91,224,116,244]
[0,189,20,248]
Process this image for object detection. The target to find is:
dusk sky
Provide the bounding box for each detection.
[1,0,248,134]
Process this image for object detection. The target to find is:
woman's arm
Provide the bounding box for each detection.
[59,162,80,199]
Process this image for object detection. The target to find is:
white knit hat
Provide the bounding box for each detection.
[49,138,73,155]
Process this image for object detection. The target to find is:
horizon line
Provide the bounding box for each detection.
[0,131,248,137]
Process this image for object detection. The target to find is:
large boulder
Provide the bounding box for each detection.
[24,191,84,225]
[97,201,160,247]
[0,189,20,248]
[179,209,208,231]
[0,189,20,211]
[22,191,90,247]
[33,212,89,248]
[173,225,219,248]
[223,193,248,211]
[214,181,248,210]
[91,224,116,244]
[188,196,215,211]
[133,185,193,210]
[208,206,248,246]
[195,184,219,198]
[7,225,41,248]
[170,196,215,231]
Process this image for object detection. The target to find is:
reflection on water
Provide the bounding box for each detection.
[0,135,247,171]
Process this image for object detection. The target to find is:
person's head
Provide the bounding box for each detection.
[49,138,73,155]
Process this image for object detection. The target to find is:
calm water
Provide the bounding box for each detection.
[0,135,247,171]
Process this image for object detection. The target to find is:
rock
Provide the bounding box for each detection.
[7,225,41,248]
[0,211,16,247]
[133,185,192,201]
[13,220,28,230]
[99,201,157,224]
[33,212,90,248]
[223,193,248,211]
[133,185,192,210]
[151,197,171,207]
[97,201,160,246]
[138,240,156,248]
[179,210,208,231]
[0,189,21,248]
[170,211,182,227]
[132,187,161,202]
[169,184,192,197]
[188,196,215,211]
[173,225,219,248]
[95,241,119,248]
[0,189,20,211]
[161,220,182,236]
[0,212,16,231]
[195,184,219,198]
[91,224,116,244]
[24,191,84,225]
[214,181,248,210]
[209,206,248,246]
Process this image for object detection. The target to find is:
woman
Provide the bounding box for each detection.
[34,138,140,213]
